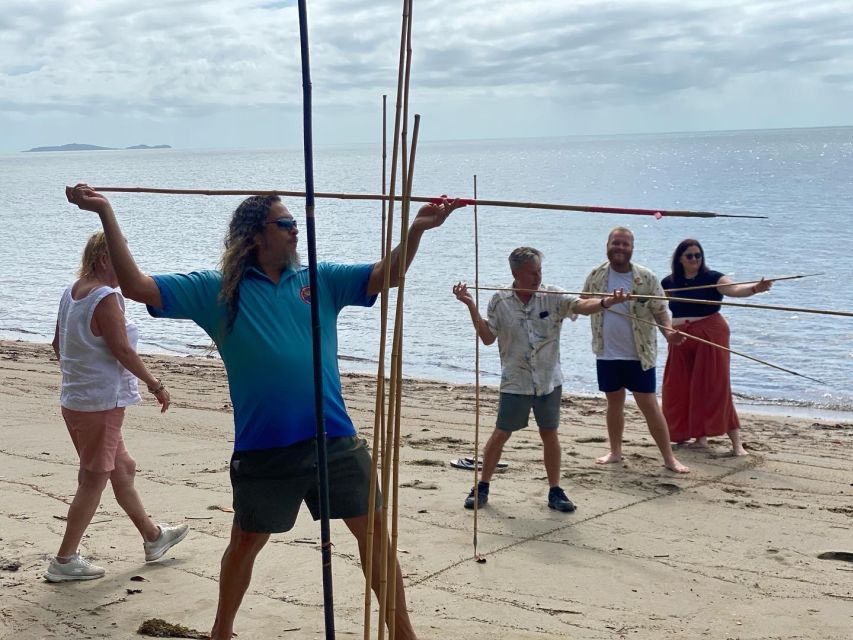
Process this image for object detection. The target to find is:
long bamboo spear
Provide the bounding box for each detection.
[88,185,766,219]
[665,273,822,293]
[607,308,826,385]
[296,1,336,638]
[473,287,853,319]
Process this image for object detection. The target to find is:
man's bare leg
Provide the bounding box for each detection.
[345,510,417,640]
[632,392,689,473]
[596,389,626,464]
[480,428,512,483]
[210,522,270,640]
[539,428,561,486]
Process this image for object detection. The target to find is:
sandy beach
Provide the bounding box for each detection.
[0,339,850,639]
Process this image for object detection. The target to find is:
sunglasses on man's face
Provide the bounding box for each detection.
[683,252,702,260]
[267,218,298,231]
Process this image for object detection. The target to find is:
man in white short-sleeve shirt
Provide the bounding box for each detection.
[453,247,627,512]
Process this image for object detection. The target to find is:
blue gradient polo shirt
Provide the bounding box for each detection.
[148,263,376,452]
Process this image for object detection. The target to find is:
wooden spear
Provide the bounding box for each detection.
[665,273,822,293]
[88,185,766,219]
[473,287,853,319]
[607,308,826,385]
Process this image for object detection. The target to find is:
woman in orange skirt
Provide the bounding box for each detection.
[661,239,772,456]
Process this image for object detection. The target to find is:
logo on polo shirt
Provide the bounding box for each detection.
[300,285,312,304]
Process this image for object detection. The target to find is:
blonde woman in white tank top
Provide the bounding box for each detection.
[45,232,189,583]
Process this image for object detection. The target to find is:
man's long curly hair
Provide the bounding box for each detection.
[218,195,281,334]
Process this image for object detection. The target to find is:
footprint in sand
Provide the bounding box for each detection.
[817,551,853,563]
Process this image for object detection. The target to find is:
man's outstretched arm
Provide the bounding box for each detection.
[65,184,162,308]
[452,282,496,345]
[367,196,465,296]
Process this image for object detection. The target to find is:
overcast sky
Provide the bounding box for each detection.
[2,0,851,152]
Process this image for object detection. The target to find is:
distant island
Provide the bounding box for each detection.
[23,143,172,152]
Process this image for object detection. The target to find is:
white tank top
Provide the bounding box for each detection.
[57,285,142,411]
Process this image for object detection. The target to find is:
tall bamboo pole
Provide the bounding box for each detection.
[296,1,335,637]
[376,1,412,636]
[381,95,388,259]
[363,97,391,639]
[472,174,482,561]
[387,6,416,638]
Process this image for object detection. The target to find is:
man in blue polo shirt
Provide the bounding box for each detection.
[66,184,464,640]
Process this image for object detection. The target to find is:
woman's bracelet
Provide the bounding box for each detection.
[147,381,165,394]
[750,285,758,294]
[600,297,609,310]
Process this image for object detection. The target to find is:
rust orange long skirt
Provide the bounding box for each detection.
[662,312,740,442]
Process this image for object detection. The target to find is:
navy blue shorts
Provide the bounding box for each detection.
[596,360,656,393]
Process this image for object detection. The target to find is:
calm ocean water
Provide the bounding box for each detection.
[2,127,852,413]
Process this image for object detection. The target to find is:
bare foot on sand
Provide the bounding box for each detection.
[665,459,690,473]
[687,437,708,449]
[596,452,623,465]
[732,445,749,457]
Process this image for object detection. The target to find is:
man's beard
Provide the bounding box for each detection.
[607,248,632,264]
[285,250,302,270]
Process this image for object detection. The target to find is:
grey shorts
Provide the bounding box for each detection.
[496,386,562,432]
[229,436,381,533]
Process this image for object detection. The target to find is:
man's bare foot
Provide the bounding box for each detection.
[687,437,708,449]
[665,458,690,473]
[732,445,749,457]
[595,452,622,465]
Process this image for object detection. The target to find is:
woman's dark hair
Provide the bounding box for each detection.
[671,238,709,282]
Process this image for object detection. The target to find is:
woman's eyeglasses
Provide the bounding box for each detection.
[267,218,298,231]
[683,252,702,260]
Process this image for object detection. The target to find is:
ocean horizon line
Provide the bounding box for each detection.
[6,123,852,157]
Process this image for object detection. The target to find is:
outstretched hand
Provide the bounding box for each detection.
[752,277,772,294]
[604,288,630,307]
[414,195,466,231]
[66,183,112,214]
[453,281,475,306]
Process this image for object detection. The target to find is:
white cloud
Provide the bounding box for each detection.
[1,0,851,151]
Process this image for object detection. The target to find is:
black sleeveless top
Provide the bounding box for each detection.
[661,270,724,318]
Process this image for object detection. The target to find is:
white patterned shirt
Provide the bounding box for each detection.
[486,285,579,396]
[582,261,668,371]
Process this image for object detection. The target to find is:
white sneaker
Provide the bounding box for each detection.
[143,523,189,562]
[44,553,105,582]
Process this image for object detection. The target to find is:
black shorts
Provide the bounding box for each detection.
[596,360,656,393]
[229,436,381,533]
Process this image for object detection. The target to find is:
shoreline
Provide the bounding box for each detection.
[4,335,849,423]
[1,339,851,639]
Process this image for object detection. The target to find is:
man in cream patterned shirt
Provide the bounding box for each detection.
[582,227,689,474]
[453,247,627,512]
